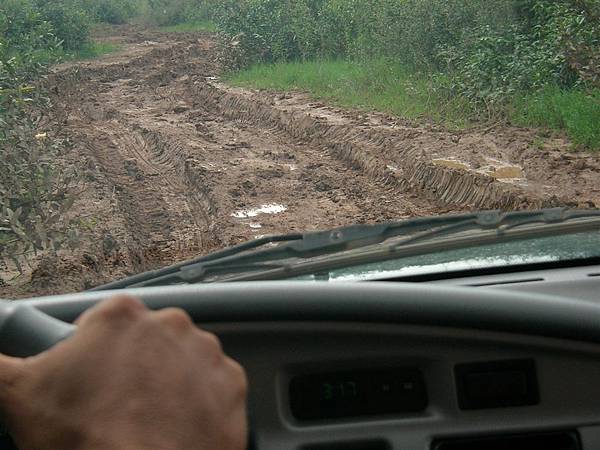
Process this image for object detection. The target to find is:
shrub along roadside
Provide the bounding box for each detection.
[160,20,216,33]
[0,0,89,270]
[144,0,217,26]
[82,0,144,25]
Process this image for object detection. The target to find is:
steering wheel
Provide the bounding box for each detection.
[0,301,73,449]
[0,300,75,357]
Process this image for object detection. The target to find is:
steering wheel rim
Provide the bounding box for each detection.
[4,281,600,358]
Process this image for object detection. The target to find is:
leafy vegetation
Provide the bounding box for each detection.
[0,0,220,267]
[144,0,216,26]
[83,0,143,24]
[0,0,94,268]
[160,20,216,33]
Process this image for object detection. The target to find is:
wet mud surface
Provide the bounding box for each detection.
[2,26,599,298]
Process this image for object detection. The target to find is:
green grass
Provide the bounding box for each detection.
[65,41,122,61]
[14,41,120,68]
[228,59,472,128]
[510,86,600,151]
[160,21,216,33]
[229,59,600,150]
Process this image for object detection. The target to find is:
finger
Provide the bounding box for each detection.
[151,308,194,332]
[75,295,147,327]
[194,329,224,358]
[224,356,248,400]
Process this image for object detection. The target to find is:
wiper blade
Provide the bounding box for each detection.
[392,208,600,246]
[98,211,486,289]
[90,233,302,291]
[99,208,600,289]
[229,208,600,282]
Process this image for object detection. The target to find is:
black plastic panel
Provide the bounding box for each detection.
[433,430,581,450]
[302,440,391,450]
[0,435,16,450]
[455,359,539,410]
[290,367,427,421]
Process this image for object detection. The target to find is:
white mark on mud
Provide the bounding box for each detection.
[248,223,263,229]
[232,204,288,218]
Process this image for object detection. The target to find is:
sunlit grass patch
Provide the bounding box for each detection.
[227,59,471,128]
[161,21,216,33]
[66,42,122,61]
[510,87,600,151]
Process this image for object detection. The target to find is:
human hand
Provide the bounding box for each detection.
[0,295,247,450]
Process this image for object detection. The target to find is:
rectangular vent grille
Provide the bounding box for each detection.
[471,278,544,287]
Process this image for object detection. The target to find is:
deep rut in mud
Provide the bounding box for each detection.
[3,26,599,298]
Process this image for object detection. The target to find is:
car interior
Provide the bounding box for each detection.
[3,261,600,450]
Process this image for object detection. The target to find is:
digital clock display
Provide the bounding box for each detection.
[289,367,427,421]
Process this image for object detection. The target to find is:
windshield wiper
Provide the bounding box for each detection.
[90,233,303,291]
[92,208,600,290]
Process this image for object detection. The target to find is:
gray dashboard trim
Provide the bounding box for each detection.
[18,282,600,343]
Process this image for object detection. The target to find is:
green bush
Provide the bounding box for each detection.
[35,0,91,50]
[146,0,216,26]
[1,0,81,269]
[215,0,598,82]
[82,0,142,24]
[440,1,599,107]
[0,0,62,72]
[0,105,80,271]
[213,0,521,66]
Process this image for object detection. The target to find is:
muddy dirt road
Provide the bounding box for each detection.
[2,26,599,298]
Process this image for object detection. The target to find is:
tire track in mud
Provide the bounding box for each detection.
[75,113,215,266]
[189,83,555,211]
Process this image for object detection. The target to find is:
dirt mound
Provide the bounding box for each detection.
[2,26,599,299]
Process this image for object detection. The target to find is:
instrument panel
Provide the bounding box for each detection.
[209,321,600,450]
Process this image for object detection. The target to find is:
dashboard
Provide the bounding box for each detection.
[215,321,600,449]
[5,278,600,450]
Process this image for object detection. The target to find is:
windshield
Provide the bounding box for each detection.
[1,0,599,297]
[321,231,600,281]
